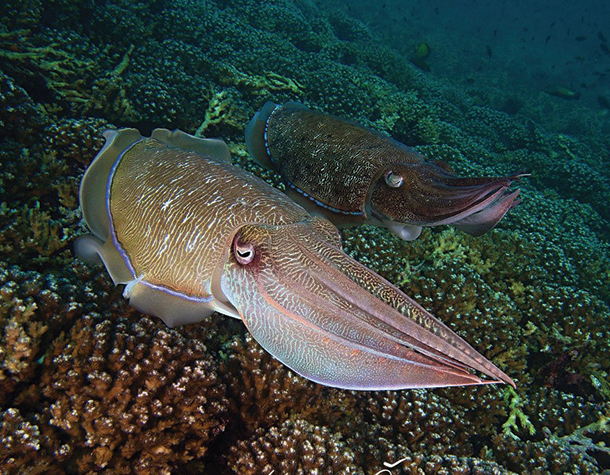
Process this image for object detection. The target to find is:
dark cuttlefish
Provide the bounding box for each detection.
[246,102,526,241]
[75,128,514,390]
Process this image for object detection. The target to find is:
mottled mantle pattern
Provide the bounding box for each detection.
[0,0,609,473]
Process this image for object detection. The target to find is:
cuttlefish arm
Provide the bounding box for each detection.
[223,218,514,389]
[76,128,514,390]
[246,102,526,241]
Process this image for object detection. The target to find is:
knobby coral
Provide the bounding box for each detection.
[227,418,362,475]
[221,333,323,432]
[40,315,229,474]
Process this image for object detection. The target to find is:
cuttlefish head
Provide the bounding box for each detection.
[220,216,514,390]
[369,161,525,240]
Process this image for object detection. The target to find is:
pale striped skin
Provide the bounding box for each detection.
[110,136,305,301]
[75,128,514,390]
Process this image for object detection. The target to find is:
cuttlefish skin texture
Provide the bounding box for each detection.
[246,102,524,241]
[76,128,514,390]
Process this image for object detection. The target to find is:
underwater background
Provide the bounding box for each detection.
[1,0,609,473]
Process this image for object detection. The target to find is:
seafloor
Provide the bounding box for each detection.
[1,0,609,474]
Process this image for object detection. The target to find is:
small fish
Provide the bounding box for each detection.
[545,35,551,44]
[575,35,587,42]
[544,85,581,100]
[409,43,431,71]
[414,42,431,59]
[486,45,493,57]
[409,57,431,72]
[599,31,607,43]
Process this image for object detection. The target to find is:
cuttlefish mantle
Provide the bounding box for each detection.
[246,102,527,241]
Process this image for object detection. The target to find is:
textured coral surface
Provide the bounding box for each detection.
[1,0,609,474]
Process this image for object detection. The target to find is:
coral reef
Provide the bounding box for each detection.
[492,430,602,474]
[227,418,362,475]
[221,333,322,432]
[40,315,229,473]
[0,407,64,475]
[0,116,108,269]
[0,274,47,406]
[0,264,93,406]
[0,0,609,473]
[0,70,47,144]
[356,389,472,456]
[353,436,515,475]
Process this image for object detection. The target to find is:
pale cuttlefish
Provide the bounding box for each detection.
[75,128,514,390]
[246,102,526,241]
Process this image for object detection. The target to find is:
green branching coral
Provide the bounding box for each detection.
[0,29,94,108]
[501,387,536,440]
[0,28,137,123]
[217,64,304,97]
[194,87,251,137]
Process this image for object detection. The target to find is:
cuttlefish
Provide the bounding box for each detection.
[75,128,514,390]
[246,102,525,241]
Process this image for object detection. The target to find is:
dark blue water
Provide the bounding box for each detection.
[327,0,610,131]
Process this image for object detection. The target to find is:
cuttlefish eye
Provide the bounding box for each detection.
[233,238,256,265]
[384,170,404,188]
